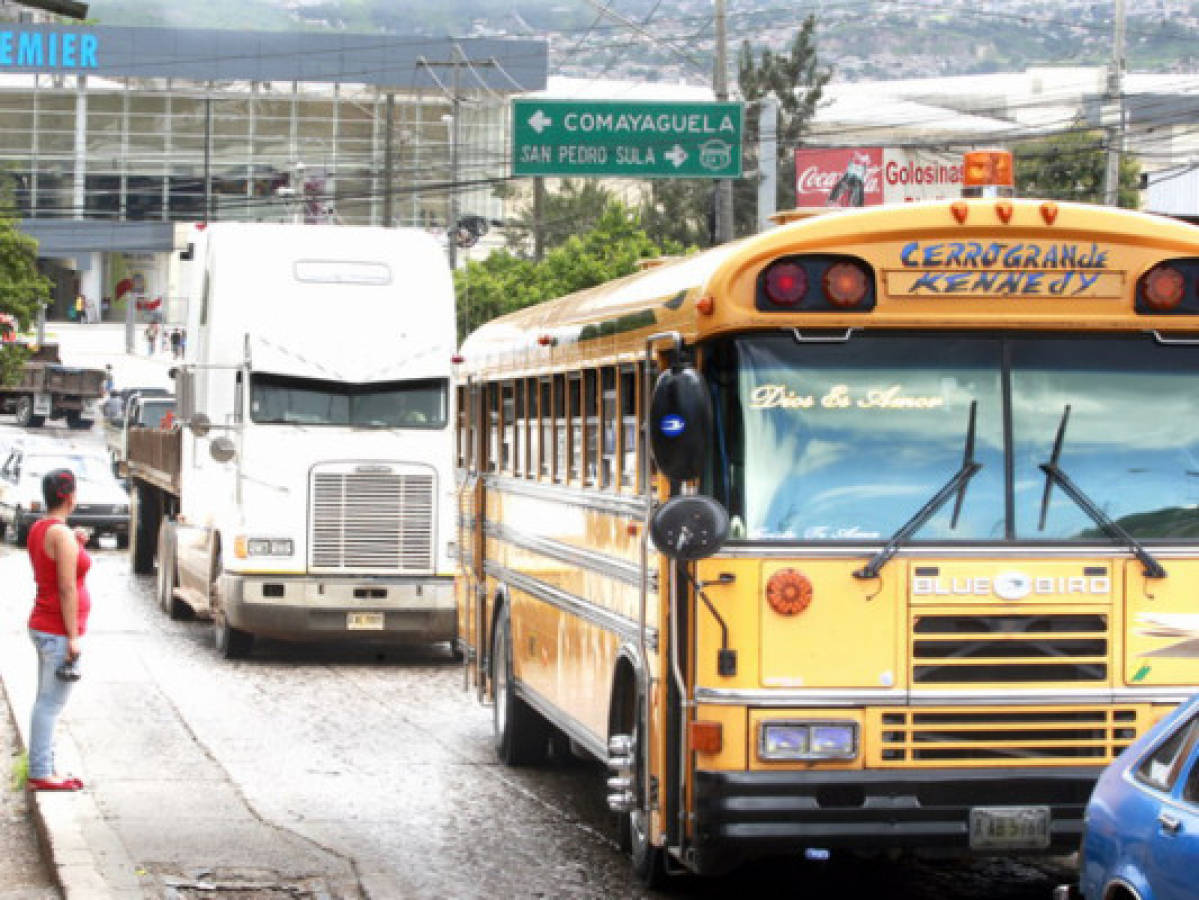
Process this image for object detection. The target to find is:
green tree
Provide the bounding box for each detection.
[1014,122,1141,208]
[0,184,51,385]
[501,179,616,256]
[639,16,831,248]
[455,201,683,341]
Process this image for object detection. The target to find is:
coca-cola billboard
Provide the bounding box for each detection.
[796,147,964,207]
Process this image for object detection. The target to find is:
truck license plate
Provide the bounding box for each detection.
[347,612,384,631]
[969,806,1051,850]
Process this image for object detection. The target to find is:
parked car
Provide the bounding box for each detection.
[0,440,131,547]
[1061,692,1199,900]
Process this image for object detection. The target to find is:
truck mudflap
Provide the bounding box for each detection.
[221,573,456,644]
[690,766,1096,867]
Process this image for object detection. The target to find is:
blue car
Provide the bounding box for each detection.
[1067,693,1199,900]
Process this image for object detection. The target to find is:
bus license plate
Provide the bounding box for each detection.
[347,612,384,631]
[969,806,1051,850]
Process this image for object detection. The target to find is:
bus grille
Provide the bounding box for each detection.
[911,613,1109,685]
[875,707,1139,766]
[310,470,434,573]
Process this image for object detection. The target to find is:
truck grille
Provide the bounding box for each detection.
[310,468,435,573]
[874,707,1140,766]
[912,613,1109,685]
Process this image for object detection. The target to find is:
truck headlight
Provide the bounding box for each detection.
[236,536,295,558]
[759,721,858,761]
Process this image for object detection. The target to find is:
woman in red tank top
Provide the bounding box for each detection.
[26,468,92,792]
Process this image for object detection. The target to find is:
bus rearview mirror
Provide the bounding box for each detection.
[650,495,729,561]
[648,366,712,481]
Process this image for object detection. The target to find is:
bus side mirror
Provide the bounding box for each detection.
[650,495,729,561]
[648,365,712,481]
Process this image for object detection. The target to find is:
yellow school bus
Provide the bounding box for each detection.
[454,157,1199,883]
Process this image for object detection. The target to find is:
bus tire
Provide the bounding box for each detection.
[611,674,668,888]
[492,604,549,766]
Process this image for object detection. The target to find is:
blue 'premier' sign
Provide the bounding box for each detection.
[0,30,99,70]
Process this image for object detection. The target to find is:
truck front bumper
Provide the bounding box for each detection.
[221,573,456,644]
[691,766,1095,870]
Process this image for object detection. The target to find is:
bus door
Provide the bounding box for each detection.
[456,379,489,697]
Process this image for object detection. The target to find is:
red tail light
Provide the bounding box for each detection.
[824,261,870,308]
[764,261,808,307]
[1143,265,1185,311]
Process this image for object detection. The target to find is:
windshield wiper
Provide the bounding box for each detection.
[854,401,981,580]
[1037,405,1166,579]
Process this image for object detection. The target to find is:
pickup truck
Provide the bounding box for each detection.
[106,392,175,476]
[0,343,105,429]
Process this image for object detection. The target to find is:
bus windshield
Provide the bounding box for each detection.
[250,374,448,428]
[718,333,1199,543]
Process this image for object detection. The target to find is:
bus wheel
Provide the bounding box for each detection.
[492,605,549,766]
[612,719,667,887]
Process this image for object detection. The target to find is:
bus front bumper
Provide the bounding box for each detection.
[692,766,1095,866]
[221,574,456,644]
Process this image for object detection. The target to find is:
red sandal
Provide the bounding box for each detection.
[27,776,84,792]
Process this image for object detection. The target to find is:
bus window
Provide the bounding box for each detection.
[584,370,598,486]
[620,365,639,492]
[554,376,567,484]
[569,374,582,484]
[455,385,467,468]
[513,379,525,478]
[601,367,617,490]
[540,378,553,479]
[527,377,540,479]
[486,382,499,473]
[501,381,514,475]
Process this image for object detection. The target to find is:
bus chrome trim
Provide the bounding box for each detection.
[515,679,607,762]
[485,560,658,651]
[695,687,1196,707]
[484,474,650,519]
[486,521,654,590]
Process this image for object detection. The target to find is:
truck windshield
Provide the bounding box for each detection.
[716,333,1199,543]
[137,402,175,428]
[249,374,448,428]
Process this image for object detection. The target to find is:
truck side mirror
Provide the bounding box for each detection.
[650,495,729,561]
[189,412,212,437]
[209,436,236,463]
[648,364,712,482]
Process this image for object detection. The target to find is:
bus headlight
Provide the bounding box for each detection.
[759,721,858,761]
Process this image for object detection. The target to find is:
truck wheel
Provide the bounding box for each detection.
[130,483,160,575]
[492,604,550,766]
[211,554,253,659]
[156,521,191,620]
[13,396,44,428]
[65,410,93,430]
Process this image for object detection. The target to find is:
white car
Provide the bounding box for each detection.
[0,443,130,548]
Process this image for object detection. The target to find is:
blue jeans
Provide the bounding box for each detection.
[28,629,78,780]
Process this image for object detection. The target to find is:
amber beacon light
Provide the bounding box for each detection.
[961,150,1015,199]
[766,568,813,616]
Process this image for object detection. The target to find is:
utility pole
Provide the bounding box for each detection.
[713,0,733,243]
[533,177,546,261]
[1104,0,1126,207]
[383,92,395,227]
[757,97,779,232]
[418,47,499,270]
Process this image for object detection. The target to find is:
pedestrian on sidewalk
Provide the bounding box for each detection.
[144,322,158,356]
[25,469,91,793]
[169,328,182,359]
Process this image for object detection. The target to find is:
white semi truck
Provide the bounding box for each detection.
[127,223,458,658]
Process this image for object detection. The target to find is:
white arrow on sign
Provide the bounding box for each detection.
[527,109,553,134]
[664,144,689,168]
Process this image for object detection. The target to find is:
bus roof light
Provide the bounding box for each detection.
[763,261,808,307]
[823,261,870,308]
[995,200,1013,224]
[1040,201,1059,225]
[951,201,969,224]
[1142,264,1185,311]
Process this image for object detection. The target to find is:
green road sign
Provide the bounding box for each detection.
[512,99,743,179]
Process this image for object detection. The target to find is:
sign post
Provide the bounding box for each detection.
[512,99,743,179]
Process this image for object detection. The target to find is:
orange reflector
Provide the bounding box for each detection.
[696,295,715,315]
[963,150,1014,188]
[823,262,869,308]
[537,334,553,346]
[689,721,723,754]
[1143,265,1185,311]
[766,568,813,616]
